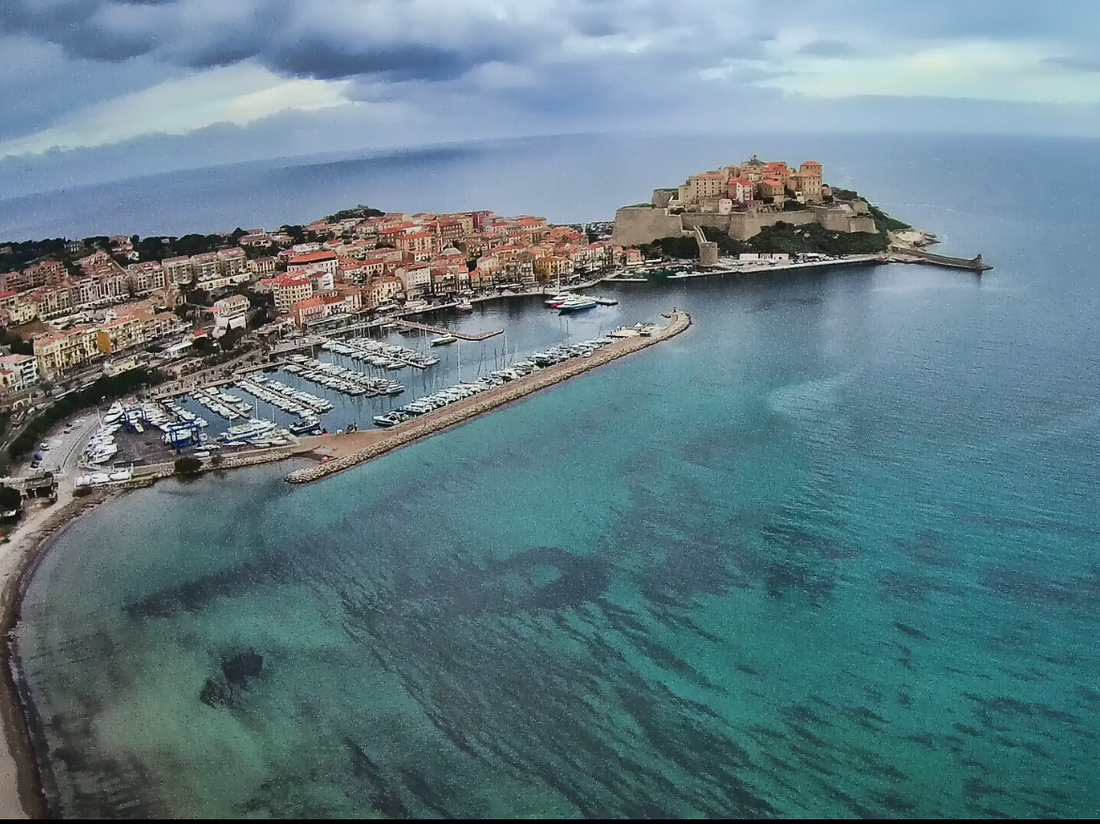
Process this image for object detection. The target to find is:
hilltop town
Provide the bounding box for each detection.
[0,210,627,405]
[611,155,900,257]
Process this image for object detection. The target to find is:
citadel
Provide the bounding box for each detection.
[611,155,879,250]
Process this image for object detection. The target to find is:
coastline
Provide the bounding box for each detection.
[0,489,118,820]
[0,310,690,818]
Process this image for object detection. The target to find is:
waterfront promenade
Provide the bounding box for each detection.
[285,310,692,485]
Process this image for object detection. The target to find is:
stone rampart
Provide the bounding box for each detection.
[611,207,687,247]
[726,210,817,241]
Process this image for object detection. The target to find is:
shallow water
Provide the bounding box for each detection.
[14,135,1100,817]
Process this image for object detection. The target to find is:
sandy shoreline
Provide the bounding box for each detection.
[0,488,119,819]
[0,310,690,818]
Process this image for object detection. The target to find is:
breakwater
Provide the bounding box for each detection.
[890,248,992,272]
[285,311,692,484]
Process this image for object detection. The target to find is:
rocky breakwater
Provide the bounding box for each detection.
[286,311,693,485]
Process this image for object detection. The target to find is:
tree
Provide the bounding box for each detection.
[174,456,203,475]
[0,485,21,514]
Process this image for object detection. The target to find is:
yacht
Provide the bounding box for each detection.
[102,402,125,424]
[558,296,598,314]
[289,417,321,436]
[455,299,473,313]
[430,334,457,346]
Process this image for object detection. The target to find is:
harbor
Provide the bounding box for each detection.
[285,310,691,484]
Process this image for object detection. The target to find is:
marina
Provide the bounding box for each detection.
[287,311,691,484]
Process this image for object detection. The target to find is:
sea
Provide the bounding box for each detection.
[9,132,1100,818]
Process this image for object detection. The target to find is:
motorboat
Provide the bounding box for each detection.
[430,335,457,346]
[455,300,473,313]
[557,296,598,314]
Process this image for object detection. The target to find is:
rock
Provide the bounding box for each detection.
[200,677,232,709]
[222,651,264,686]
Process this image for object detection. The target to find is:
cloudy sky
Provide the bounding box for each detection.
[2,0,1099,190]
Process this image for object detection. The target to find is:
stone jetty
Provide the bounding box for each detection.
[285,311,692,485]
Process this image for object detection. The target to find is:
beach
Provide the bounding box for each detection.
[0,483,118,819]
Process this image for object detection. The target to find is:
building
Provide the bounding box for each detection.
[291,288,362,327]
[217,248,249,279]
[728,178,756,204]
[287,250,339,278]
[162,256,193,285]
[249,256,277,277]
[96,316,146,355]
[33,326,101,376]
[271,273,314,313]
[190,252,220,282]
[0,354,39,392]
[364,275,403,309]
[397,264,431,298]
[210,294,250,321]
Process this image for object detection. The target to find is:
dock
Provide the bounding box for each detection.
[285,311,692,485]
[391,319,503,341]
[888,248,992,273]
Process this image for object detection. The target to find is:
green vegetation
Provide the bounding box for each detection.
[638,236,700,259]
[0,327,33,355]
[174,456,203,475]
[868,204,912,233]
[646,219,890,262]
[0,238,70,274]
[6,367,166,461]
[0,484,21,513]
[325,205,385,222]
[749,222,889,256]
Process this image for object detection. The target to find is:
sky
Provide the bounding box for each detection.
[1,0,1099,193]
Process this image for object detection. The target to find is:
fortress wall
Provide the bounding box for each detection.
[726,210,816,241]
[611,207,687,246]
[680,213,733,234]
[849,215,877,233]
[651,189,676,208]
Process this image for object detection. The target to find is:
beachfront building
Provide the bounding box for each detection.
[364,275,403,309]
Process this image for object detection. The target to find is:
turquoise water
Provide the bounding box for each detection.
[14,138,1100,817]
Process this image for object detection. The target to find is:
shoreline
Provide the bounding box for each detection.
[0,490,118,819]
[0,310,690,818]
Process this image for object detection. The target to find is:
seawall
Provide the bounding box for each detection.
[285,311,693,485]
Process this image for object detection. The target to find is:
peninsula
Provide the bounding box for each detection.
[610,155,989,272]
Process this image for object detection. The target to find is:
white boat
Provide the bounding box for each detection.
[455,300,473,313]
[557,296,598,314]
[102,402,125,424]
[593,296,619,306]
[430,335,457,346]
[90,473,111,485]
[108,468,133,482]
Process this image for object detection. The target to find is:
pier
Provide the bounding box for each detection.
[889,248,992,273]
[285,311,692,485]
[391,319,504,341]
